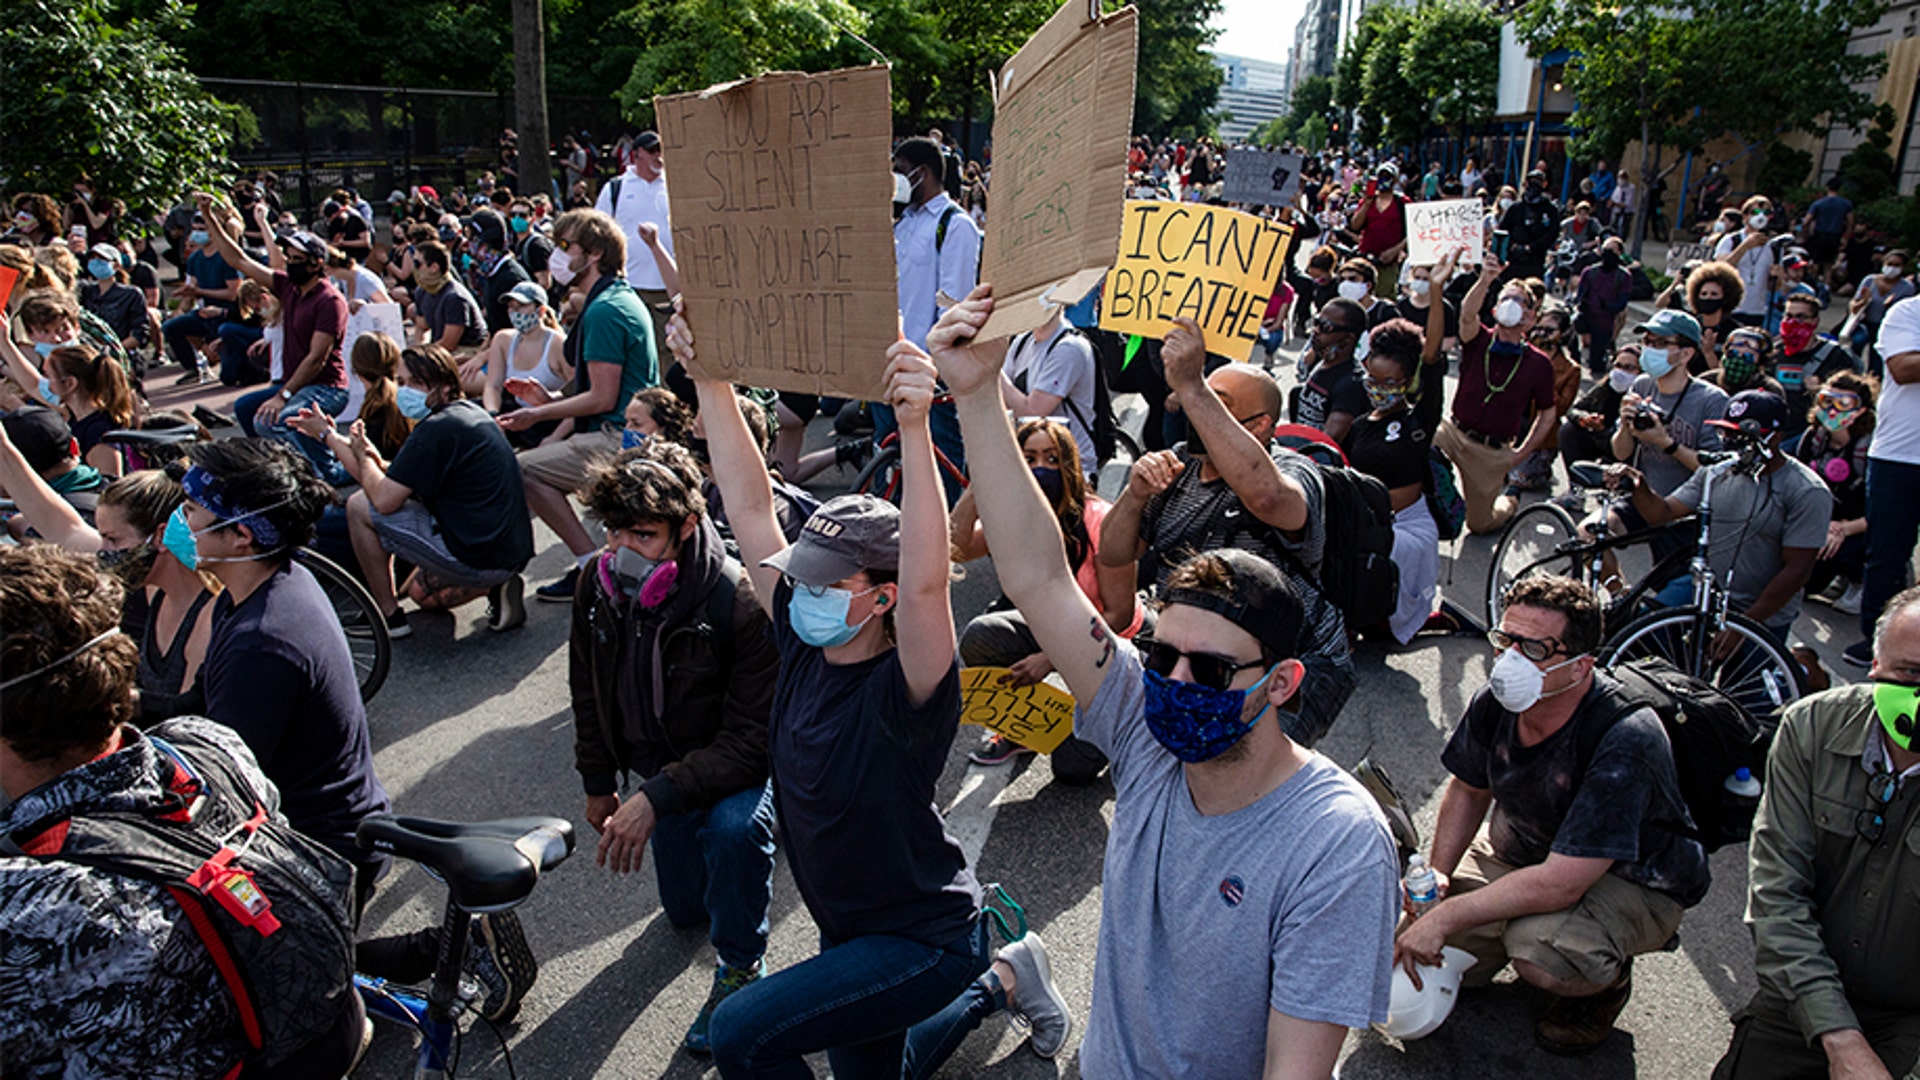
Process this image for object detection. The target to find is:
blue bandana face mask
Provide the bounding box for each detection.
[788,582,879,648]
[621,428,650,451]
[1142,666,1272,763]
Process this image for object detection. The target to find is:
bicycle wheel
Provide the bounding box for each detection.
[295,547,391,705]
[1600,608,1803,728]
[1486,501,1581,627]
[849,444,902,502]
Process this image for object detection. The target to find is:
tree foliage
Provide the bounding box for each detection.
[0,0,242,220]
[1129,0,1224,136]
[1336,0,1497,150]
[1359,7,1421,147]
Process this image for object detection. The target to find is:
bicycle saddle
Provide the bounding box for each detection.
[1567,461,1609,489]
[355,814,575,912]
[101,427,199,447]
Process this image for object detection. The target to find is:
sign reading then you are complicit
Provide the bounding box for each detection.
[655,66,899,402]
[1098,201,1294,362]
[976,0,1139,344]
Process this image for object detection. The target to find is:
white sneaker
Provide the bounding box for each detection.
[1832,581,1864,615]
[997,933,1072,1058]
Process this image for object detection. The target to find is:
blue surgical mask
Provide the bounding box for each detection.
[37,377,60,406]
[788,582,878,648]
[396,385,431,419]
[1142,666,1273,763]
[1031,466,1064,503]
[87,258,115,281]
[621,428,650,451]
[1639,346,1674,379]
[189,229,210,246]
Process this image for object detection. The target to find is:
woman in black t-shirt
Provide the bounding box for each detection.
[1341,318,1444,643]
[41,345,137,478]
[685,320,1070,1076]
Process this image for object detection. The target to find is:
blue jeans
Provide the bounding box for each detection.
[250,383,350,485]
[709,918,995,1080]
[162,311,223,369]
[651,782,777,970]
[1862,458,1920,638]
[215,323,266,386]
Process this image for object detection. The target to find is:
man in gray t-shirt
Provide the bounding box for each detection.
[1625,389,1831,637]
[1617,371,1728,497]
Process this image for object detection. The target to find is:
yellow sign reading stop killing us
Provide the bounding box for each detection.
[959,668,1078,754]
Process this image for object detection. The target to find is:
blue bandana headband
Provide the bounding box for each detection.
[180,465,286,550]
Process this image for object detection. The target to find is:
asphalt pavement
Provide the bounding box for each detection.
[341,325,1875,1080]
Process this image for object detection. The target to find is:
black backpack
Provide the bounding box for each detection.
[1007,326,1119,467]
[2,726,358,1075]
[1306,459,1401,630]
[1577,659,1774,852]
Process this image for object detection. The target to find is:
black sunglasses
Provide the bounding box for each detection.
[1313,317,1361,335]
[1856,769,1899,842]
[1140,638,1266,691]
[1488,628,1568,663]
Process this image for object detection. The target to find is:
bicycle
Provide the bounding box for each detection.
[1485,461,1687,631]
[100,426,392,703]
[1487,456,1804,726]
[1596,454,1804,728]
[849,428,973,504]
[353,812,575,1079]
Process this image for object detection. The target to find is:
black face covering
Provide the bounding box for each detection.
[285,261,320,286]
[1601,250,1621,270]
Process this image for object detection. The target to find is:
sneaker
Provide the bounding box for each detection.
[1535,962,1632,1055]
[683,961,763,1055]
[969,733,1031,766]
[834,438,875,471]
[1811,577,1849,605]
[1843,640,1873,669]
[191,404,231,429]
[173,366,214,386]
[487,573,527,632]
[467,910,537,1023]
[996,933,1071,1058]
[344,607,410,640]
[1832,581,1864,616]
[534,566,580,603]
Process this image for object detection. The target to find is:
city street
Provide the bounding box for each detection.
[343,322,1873,1079]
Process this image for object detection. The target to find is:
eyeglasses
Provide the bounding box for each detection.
[1855,769,1899,842]
[1488,628,1568,663]
[1642,335,1681,348]
[1313,317,1360,335]
[1139,638,1266,690]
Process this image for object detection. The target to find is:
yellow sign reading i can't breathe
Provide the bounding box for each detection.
[1098,201,1293,362]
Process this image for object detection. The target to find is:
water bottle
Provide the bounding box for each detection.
[1725,767,1762,799]
[1404,853,1439,919]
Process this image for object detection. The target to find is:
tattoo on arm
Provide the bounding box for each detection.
[1090,616,1115,669]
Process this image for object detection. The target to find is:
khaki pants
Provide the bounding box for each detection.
[1435,418,1521,535]
[518,427,623,495]
[1443,833,1685,989]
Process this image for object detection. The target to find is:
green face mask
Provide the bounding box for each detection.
[1876,680,1920,751]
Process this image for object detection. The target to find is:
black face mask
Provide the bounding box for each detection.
[285,261,319,285]
[1693,296,1724,315]
[1601,250,1621,270]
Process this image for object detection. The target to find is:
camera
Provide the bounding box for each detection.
[1633,403,1666,431]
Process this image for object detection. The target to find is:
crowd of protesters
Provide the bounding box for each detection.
[4,112,1920,1080]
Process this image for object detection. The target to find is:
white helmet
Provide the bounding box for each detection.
[1373,946,1476,1040]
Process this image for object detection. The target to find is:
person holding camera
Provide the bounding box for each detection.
[1583,311,1730,589]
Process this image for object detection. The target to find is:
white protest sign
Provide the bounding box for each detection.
[338,302,405,424]
[1404,198,1484,266]
[1665,241,1713,274]
[1222,149,1303,208]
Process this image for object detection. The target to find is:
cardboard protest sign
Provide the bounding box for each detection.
[1404,198,1484,266]
[1666,241,1713,274]
[655,66,899,401]
[959,667,1077,753]
[1222,148,1302,208]
[1097,201,1293,362]
[977,0,1139,343]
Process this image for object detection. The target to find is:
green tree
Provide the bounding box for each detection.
[1285,74,1335,144]
[0,0,241,220]
[1837,105,1901,201]
[1519,0,1886,254]
[1402,0,1499,142]
[173,0,510,88]
[1359,6,1422,148]
[1130,0,1224,136]
[1297,114,1329,154]
[612,0,869,120]
[1334,3,1394,144]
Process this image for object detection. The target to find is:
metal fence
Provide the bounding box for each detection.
[202,77,623,213]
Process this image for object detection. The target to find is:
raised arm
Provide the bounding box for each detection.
[1164,317,1305,533]
[636,222,680,298]
[192,193,274,287]
[883,342,959,705]
[672,306,785,616]
[0,423,102,552]
[929,285,1115,704]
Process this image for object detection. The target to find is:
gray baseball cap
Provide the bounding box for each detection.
[760,494,900,587]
